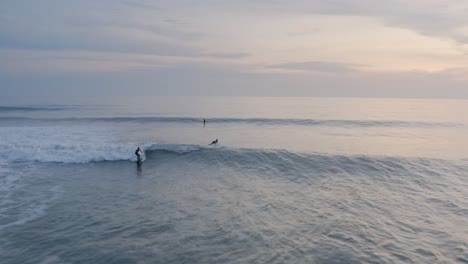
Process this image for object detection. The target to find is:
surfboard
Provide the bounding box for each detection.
[132,150,146,162]
[132,156,145,163]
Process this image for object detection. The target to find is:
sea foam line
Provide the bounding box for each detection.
[0,142,208,164]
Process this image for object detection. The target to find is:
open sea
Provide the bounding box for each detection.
[0,97,467,264]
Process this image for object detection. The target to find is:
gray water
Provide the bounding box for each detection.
[0,97,467,263]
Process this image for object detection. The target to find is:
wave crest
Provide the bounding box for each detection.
[1,142,466,176]
[0,143,207,163]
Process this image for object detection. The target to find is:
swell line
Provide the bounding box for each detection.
[0,116,462,128]
[0,106,69,112]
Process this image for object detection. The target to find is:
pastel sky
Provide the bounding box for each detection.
[1,0,468,101]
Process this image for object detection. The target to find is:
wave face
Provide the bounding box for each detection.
[1,141,466,178]
[0,116,462,128]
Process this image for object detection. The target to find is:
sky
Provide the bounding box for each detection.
[1,0,468,101]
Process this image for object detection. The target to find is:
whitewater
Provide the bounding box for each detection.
[0,97,467,264]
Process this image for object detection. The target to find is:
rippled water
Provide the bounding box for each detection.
[0,97,467,263]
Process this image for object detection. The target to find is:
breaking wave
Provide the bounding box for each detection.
[0,142,207,163]
[1,142,466,178]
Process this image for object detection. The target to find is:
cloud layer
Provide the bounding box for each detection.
[1,0,467,100]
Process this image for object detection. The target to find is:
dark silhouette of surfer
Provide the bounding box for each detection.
[203,119,206,127]
[135,147,142,161]
[209,139,218,145]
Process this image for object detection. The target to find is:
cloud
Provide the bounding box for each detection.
[0,0,262,65]
[0,0,222,59]
[268,0,468,44]
[267,61,362,73]
[119,0,161,10]
[0,48,250,74]
[204,52,250,59]
[0,31,204,57]
[196,0,468,44]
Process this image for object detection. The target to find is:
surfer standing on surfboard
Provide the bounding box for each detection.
[135,147,142,160]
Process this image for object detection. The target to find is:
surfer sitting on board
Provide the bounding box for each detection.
[209,139,218,145]
[135,147,142,160]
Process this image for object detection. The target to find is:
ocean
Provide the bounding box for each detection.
[0,97,467,264]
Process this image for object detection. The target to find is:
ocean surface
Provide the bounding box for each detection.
[0,97,467,264]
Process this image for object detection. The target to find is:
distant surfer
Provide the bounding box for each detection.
[203,119,206,126]
[209,139,218,145]
[135,147,142,161]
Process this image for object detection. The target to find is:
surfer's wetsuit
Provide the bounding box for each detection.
[135,148,141,159]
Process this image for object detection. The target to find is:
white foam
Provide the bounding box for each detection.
[0,142,138,163]
[0,142,209,164]
[0,158,51,230]
[0,126,208,164]
[0,160,16,213]
[0,132,67,230]
[0,126,131,163]
[0,184,63,231]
